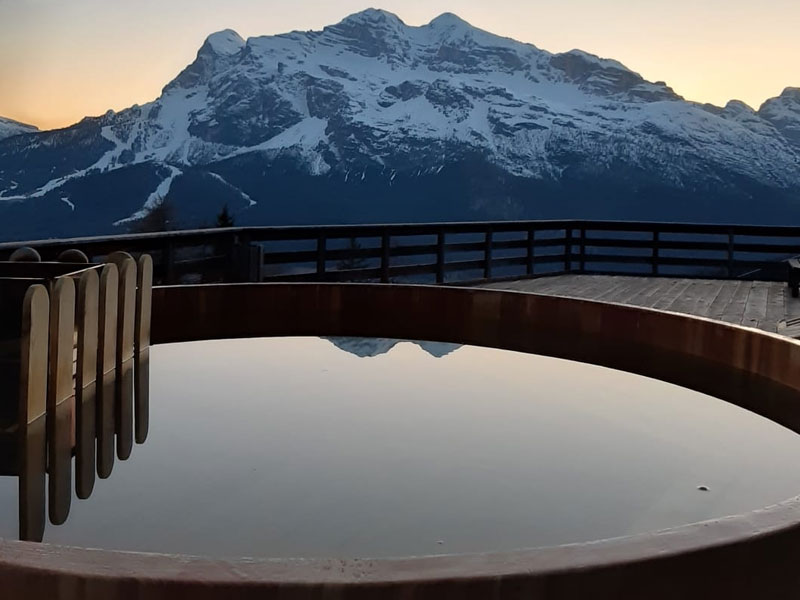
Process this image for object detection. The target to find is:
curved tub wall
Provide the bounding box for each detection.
[152,284,800,434]
[1,283,800,599]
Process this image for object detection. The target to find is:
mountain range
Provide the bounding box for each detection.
[0,8,799,241]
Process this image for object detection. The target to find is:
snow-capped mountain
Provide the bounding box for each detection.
[1,9,799,240]
[0,117,38,141]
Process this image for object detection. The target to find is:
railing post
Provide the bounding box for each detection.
[727,230,735,278]
[162,241,175,284]
[251,242,263,282]
[652,231,660,276]
[380,231,390,283]
[436,232,446,284]
[234,232,260,282]
[578,228,586,273]
[527,228,535,276]
[484,229,494,280]
[564,229,573,274]
[231,232,245,282]
[316,234,326,279]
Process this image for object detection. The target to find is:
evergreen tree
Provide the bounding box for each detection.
[216,204,235,228]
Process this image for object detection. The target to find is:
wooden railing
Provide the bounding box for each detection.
[1,220,799,285]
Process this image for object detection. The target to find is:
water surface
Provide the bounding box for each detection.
[2,336,800,559]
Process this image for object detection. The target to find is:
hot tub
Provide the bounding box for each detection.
[2,283,800,599]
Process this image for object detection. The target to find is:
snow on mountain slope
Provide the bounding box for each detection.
[0,8,798,236]
[0,117,38,140]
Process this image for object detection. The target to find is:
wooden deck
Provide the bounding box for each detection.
[485,275,800,337]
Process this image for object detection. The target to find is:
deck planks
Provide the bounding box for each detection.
[719,282,755,325]
[484,275,794,336]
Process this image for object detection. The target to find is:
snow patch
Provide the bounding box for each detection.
[114,166,182,225]
[229,117,331,175]
[207,172,256,207]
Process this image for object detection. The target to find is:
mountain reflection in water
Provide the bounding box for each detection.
[324,337,462,358]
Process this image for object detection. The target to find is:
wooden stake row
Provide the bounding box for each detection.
[16,255,153,541]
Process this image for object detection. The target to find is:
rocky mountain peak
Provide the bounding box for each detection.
[758,87,800,113]
[337,7,405,27]
[724,99,756,114]
[718,99,775,133]
[166,28,245,91]
[428,12,473,31]
[555,49,631,73]
[430,12,468,25]
[202,29,246,56]
[778,87,800,101]
[322,8,410,60]
[759,87,800,148]
[549,50,679,101]
[329,7,407,38]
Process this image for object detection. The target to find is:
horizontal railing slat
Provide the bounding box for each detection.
[387,244,438,258]
[262,250,319,265]
[387,263,438,277]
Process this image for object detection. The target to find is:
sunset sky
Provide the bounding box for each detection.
[0,0,797,131]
